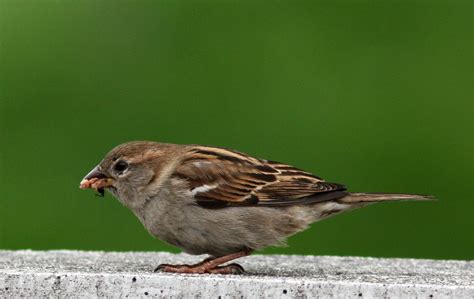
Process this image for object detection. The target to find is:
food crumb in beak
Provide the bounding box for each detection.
[80,178,99,189]
[80,175,113,198]
[96,188,105,197]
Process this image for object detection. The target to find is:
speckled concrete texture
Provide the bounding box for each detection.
[0,250,472,298]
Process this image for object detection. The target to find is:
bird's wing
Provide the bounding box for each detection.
[172,146,348,208]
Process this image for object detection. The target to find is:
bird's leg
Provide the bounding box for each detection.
[155,249,251,274]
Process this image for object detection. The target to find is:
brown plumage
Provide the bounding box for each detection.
[80,141,433,274]
[174,146,348,208]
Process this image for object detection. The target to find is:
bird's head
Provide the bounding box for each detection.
[79,141,176,203]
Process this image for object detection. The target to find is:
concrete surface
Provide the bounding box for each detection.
[0,250,472,298]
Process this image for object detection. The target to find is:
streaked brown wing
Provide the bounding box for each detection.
[172,146,348,208]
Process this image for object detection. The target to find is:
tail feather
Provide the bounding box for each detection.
[339,193,435,203]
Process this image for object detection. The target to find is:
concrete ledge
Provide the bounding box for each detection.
[0,250,472,298]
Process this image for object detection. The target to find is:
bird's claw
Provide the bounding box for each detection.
[154,263,244,274]
[207,263,245,274]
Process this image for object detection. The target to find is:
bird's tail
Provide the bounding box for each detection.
[339,193,435,204]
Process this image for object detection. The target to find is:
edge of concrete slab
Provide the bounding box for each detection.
[0,250,472,298]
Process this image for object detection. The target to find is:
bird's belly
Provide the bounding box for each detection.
[139,197,313,257]
[145,207,246,256]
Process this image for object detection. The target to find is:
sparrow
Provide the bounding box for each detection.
[80,141,433,274]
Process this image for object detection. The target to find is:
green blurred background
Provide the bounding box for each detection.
[0,0,472,260]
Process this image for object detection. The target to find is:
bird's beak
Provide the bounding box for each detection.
[79,165,114,190]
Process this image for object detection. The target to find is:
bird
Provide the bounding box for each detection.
[79,141,433,274]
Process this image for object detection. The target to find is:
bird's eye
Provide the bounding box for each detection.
[113,161,128,173]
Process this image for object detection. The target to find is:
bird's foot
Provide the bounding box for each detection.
[207,263,245,274]
[154,262,244,274]
[154,249,250,275]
